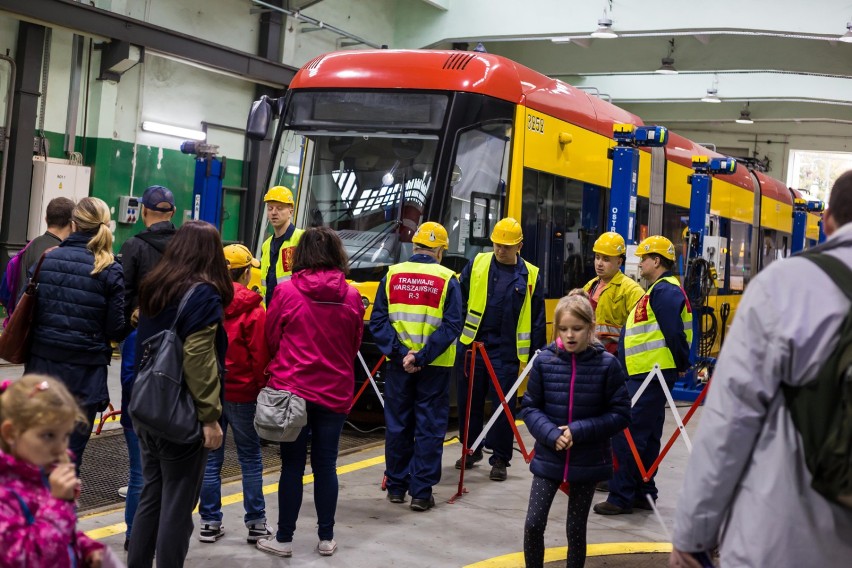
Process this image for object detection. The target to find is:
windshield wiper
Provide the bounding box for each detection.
[347,219,402,265]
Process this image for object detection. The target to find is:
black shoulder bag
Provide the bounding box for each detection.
[129,284,203,444]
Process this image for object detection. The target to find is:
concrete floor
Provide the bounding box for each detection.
[69,383,699,568]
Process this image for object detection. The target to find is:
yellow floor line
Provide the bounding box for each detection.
[463,542,673,567]
[83,439,457,540]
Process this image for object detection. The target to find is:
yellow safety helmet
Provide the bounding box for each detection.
[223,244,260,269]
[412,221,449,250]
[636,235,676,261]
[263,185,294,205]
[491,217,523,246]
[593,232,626,257]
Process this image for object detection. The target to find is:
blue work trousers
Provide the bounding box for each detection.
[120,332,143,539]
[457,352,519,465]
[383,363,450,500]
[607,375,673,508]
[199,401,266,526]
[276,402,346,543]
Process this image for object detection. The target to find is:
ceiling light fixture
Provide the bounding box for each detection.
[141,121,206,141]
[591,2,618,39]
[701,89,721,103]
[841,21,852,43]
[655,38,678,74]
[735,103,754,124]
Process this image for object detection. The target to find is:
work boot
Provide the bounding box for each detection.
[454,449,483,470]
[409,495,435,512]
[489,457,508,481]
[593,501,633,515]
[595,480,609,492]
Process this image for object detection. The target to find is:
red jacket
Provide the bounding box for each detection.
[265,268,365,413]
[224,282,270,403]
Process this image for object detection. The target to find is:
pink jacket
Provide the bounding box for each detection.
[265,268,365,413]
[0,449,104,567]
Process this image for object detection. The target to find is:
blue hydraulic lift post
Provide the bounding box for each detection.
[674,156,736,401]
[182,141,226,230]
[608,124,669,248]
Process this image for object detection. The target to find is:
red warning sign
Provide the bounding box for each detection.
[388,272,445,309]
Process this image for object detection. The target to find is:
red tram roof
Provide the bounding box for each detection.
[293,50,643,138]
[754,172,793,205]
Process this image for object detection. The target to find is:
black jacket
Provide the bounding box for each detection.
[520,342,630,483]
[29,231,126,366]
[118,221,176,321]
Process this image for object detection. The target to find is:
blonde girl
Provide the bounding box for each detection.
[25,196,127,472]
[0,375,106,567]
[519,289,631,568]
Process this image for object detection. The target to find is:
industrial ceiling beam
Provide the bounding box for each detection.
[0,0,296,88]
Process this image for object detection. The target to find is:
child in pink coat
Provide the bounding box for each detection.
[0,375,106,567]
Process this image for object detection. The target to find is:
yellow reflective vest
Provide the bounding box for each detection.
[385,261,457,367]
[259,227,304,303]
[460,252,539,362]
[584,271,645,347]
[624,275,693,376]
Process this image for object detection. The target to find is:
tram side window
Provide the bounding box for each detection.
[520,168,590,299]
[728,220,752,291]
[760,228,786,269]
[444,122,512,272]
[635,197,650,243]
[662,205,690,277]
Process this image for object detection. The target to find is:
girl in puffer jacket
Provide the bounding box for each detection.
[0,375,106,567]
[519,290,630,568]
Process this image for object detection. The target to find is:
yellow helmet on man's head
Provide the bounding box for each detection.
[263,185,294,205]
[593,232,626,257]
[636,235,676,261]
[412,221,449,250]
[491,217,523,246]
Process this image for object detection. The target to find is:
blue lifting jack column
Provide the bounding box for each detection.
[676,156,736,401]
[790,198,824,254]
[181,141,226,230]
[608,124,668,244]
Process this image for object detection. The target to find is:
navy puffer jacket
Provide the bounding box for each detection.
[520,342,630,483]
[29,232,126,365]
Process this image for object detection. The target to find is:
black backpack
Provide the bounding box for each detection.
[782,252,852,509]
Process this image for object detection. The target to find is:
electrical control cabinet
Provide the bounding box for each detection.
[118,196,140,224]
[702,235,728,285]
[28,157,91,240]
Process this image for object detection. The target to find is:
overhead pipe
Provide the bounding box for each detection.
[250,0,383,49]
[0,53,17,236]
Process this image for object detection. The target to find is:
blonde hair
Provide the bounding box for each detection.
[552,288,600,345]
[73,197,114,274]
[0,375,86,452]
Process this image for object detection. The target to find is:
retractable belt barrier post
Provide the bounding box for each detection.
[622,364,710,482]
[450,342,539,503]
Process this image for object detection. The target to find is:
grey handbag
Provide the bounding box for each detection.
[254,386,307,442]
[129,284,203,444]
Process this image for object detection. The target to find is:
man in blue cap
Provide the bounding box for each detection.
[116,184,177,551]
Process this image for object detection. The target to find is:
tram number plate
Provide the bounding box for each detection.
[527,114,544,134]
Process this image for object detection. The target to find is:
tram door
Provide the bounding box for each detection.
[520,169,591,300]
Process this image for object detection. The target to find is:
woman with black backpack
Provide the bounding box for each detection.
[126,220,233,568]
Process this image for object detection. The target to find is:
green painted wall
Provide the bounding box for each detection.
[39,131,245,252]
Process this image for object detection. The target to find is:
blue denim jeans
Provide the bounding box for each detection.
[199,401,266,525]
[123,428,143,538]
[275,402,346,543]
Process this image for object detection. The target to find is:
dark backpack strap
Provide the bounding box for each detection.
[170,283,203,332]
[10,490,35,525]
[801,253,852,304]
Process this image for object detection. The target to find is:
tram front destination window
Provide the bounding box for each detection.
[289,92,448,130]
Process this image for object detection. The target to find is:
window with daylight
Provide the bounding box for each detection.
[787,150,852,204]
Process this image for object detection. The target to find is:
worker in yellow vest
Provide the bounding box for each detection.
[369,222,462,512]
[259,186,304,306]
[456,217,545,482]
[594,235,692,516]
[583,232,645,355]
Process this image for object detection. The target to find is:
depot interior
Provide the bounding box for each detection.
[0,0,850,269]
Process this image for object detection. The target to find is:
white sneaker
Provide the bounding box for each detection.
[118,486,128,499]
[256,537,293,557]
[318,539,337,556]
